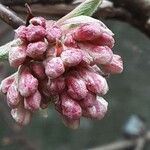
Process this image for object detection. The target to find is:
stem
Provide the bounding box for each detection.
[0,0,73,6]
[0,4,25,29]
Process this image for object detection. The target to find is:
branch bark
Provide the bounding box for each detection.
[88,131,150,150]
[10,0,150,38]
[111,0,150,37]
[0,3,25,29]
[0,0,150,37]
[0,0,73,6]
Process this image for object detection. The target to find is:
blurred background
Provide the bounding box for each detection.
[0,0,150,150]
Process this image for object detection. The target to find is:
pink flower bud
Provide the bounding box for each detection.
[62,116,80,129]
[29,17,46,28]
[79,69,108,95]
[44,57,65,79]
[15,25,27,40]
[66,76,88,100]
[88,72,109,95]
[24,90,41,111]
[46,26,62,43]
[6,81,21,108]
[79,43,113,64]
[26,25,46,42]
[29,62,46,80]
[9,45,27,67]
[73,23,103,41]
[83,96,108,120]
[11,105,31,125]
[18,68,38,97]
[64,34,78,48]
[0,74,16,94]
[47,77,66,96]
[60,93,82,119]
[74,22,112,42]
[26,41,47,59]
[91,33,115,48]
[79,92,96,108]
[60,48,83,67]
[101,54,123,74]
[92,46,113,64]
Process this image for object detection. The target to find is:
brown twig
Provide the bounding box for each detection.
[134,137,145,150]
[0,0,150,37]
[11,0,150,38]
[88,131,150,150]
[0,0,73,6]
[0,3,25,29]
[25,3,34,26]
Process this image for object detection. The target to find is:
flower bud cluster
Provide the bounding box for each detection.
[0,16,123,128]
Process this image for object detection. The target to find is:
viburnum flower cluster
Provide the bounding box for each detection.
[0,16,123,129]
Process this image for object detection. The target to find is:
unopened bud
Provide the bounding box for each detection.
[46,26,62,43]
[79,69,108,95]
[101,54,123,74]
[26,25,46,42]
[11,105,31,125]
[83,96,108,120]
[24,90,41,111]
[15,25,27,40]
[44,57,65,79]
[18,68,38,97]
[26,41,47,59]
[91,33,115,48]
[0,74,16,94]
[74,23,103,41]
[9,45,27,67]
[66,76,88,100]
[64,34,78,48]
[79,92,96,108]
[60,48,83,67]
[74,22,113,42]
[6,81,21,108]
[79,43,113,64]
[88,72,108,95]
[29,17,46,28]
[60,93,82,119]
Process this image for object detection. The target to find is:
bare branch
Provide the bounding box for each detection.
[134,138,145,150]
[0,0,73,6]
[11,1,150,38]
[0,0,150,37]
[0,3,25,29]
[88,131,150,150]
